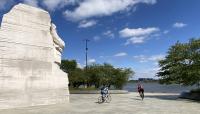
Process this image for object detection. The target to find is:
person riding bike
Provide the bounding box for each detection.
[137,83,144,100]
[100,85,109,101]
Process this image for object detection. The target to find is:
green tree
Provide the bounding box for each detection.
[112,68,134,89]
[86,63,134,89]
[85,64,102,88]
[61,60,135,89]
[60,60,77,73]
[70,68,85,88]
[60,59,83,88]
[157,38,200,86]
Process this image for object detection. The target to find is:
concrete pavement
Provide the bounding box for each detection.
[0,92,199,114]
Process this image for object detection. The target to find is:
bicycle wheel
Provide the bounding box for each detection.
[98,96,103,103]
[139,92,142,98]
[139,92,144,100]
[141,93,144,100]
[105,94,111,103]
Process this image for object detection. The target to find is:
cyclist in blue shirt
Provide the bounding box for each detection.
[101,85,109,101]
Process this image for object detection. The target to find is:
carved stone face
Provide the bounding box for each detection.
[50,23,65,64]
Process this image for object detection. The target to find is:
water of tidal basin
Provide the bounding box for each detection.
[123,82,197,93]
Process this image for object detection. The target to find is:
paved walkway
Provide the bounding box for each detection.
[0,92,199,114]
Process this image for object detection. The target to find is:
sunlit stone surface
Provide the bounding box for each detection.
[0,3,69,109]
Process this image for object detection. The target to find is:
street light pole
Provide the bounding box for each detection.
[84,39,90,70]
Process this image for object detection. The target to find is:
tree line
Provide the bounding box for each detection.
[60,60,134,89]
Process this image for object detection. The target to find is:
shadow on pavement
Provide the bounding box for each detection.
[94,101,101,104]
[133,94,200,103]
[144,94,179,100]
[131,98,143,101]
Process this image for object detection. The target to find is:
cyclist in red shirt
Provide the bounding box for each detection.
[137,83,144,100]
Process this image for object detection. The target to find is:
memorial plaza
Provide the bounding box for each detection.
[0,92,199,114]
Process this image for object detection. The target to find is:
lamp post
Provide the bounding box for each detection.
[84,39,90,70]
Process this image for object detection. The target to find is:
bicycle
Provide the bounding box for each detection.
[98,93,111,103]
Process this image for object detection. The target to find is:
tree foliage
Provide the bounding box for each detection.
[157,38,200,86]
[61,60,134,89]
[60,60,77,73]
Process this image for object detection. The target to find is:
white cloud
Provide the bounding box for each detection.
[133,54,165,63]
[148,54,165,61]
[153,62,159,66]
[119,27,160,45]
[63,0,157,21]
[163,30,169,34]
[103,30,115,38]
[42,0,79,11]
[88,59,96,64]
[132,54,165,79]
[93,36,101,41]
[114,52,127,57]
[120,27,159,38]
[134,67,159,79]
[23,0,38,7]
[77,62,83,69]
[2,0,76,11]
[133,55,148,62]
[173,22,187,28]
[20,0,79,11]
[99,56,104,58]
[78,20,97,28]
[42,0,66,10]
[1,0,156,20]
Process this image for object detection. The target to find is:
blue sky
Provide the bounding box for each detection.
[0,0,200,79]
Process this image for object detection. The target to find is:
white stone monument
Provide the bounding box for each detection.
[0,3,69,109]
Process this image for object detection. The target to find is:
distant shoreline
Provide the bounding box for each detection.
[128,80,159,83]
